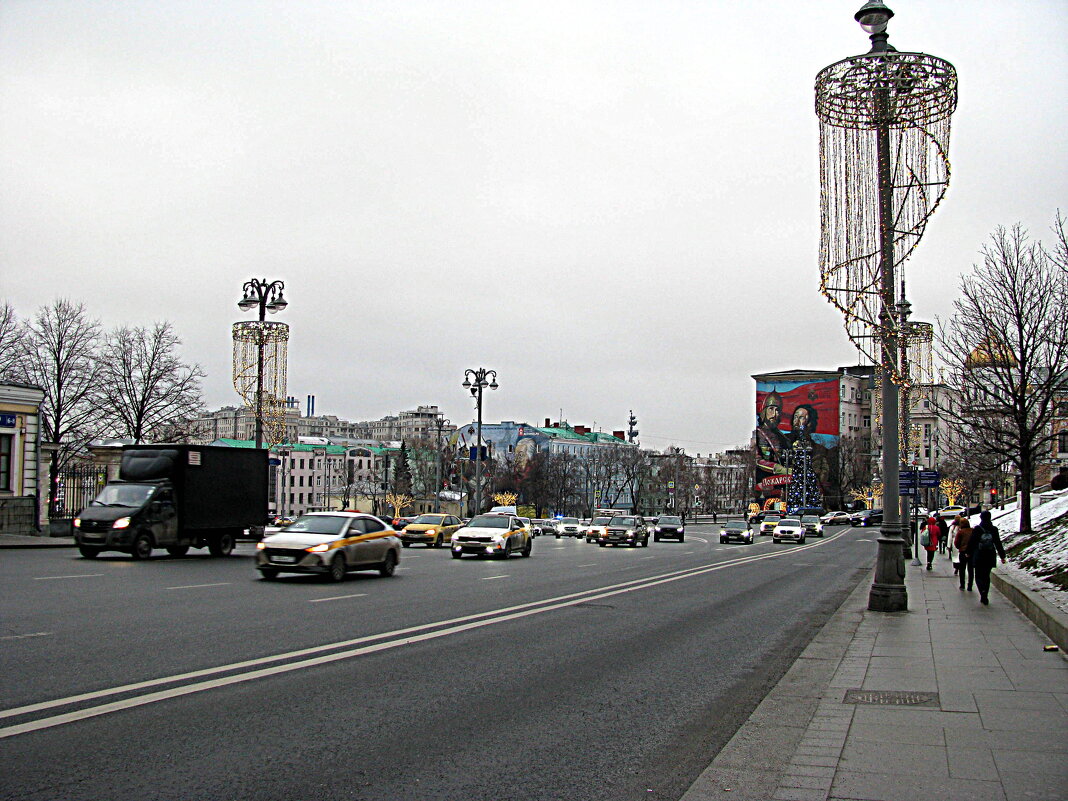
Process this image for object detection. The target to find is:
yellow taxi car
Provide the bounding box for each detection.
[255,511,401,581]
[401,513,464,548]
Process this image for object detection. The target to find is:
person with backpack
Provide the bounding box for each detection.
[969,510,1007,605]
[953,516,974,591]
[922,513,939,570]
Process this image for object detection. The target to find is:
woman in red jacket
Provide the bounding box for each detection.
[923,514,939,570]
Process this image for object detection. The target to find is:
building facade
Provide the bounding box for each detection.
[0,383,45,534]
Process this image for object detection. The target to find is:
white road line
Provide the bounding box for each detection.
[0,632,52,641]
[576,563,598,567]
[481,575,509,581]
[0,527,853,739]
[165,583,231,591]
[308,594,367,603]
[682,551,694,555]
[33,574,104,581]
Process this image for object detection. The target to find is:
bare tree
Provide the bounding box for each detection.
[97,322,206,443]
[0,302,25,380]
[14,300,102,515]
[936,217,1068,534]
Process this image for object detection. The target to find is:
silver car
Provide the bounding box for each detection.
[255,512,401,581]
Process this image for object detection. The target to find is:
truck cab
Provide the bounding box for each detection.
[75,481,184,559]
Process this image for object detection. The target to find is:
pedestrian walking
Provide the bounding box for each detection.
[953,516,975,591]
[712,510,718,524]
[969,510,1007,605]
[947,514,964,571]
[935,513,948,555]
[922,513,939,570]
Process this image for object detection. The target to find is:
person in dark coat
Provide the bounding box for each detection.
[953,516,974,591]
[968,510,1007,605]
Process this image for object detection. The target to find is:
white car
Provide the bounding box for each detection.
[556,517,583,537]
[772,517,806,544]
[451,514,533,559]
[820,511,851,525]
[255,512,400,581]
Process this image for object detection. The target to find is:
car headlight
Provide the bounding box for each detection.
[256,541,267,550]
[655,527,662,532]
[426,529,436,536]
[113,517,131,529]
[73,518,82,528]
[307,542,332,553]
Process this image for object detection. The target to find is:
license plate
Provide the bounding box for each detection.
[273,555,297,563]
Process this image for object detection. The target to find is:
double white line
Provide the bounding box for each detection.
[1,528,851,739]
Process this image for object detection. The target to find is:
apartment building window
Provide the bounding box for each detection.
[0,434,11,491]
[863,415,871,428]
[1058,431,1068,454]
[924,423,932,440]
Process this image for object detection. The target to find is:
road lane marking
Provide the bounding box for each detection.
[309,594,367,603]
[165,583,231,590]
[0,632,52,641]
[0,526,854,739]
[481,575,509,580]
[576,563,598,567]
[33,574,104,581]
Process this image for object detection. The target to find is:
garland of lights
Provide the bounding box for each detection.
[816,51,956,383]
[232,321,289,446]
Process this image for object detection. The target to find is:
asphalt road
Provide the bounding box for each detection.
[0,523,876,801]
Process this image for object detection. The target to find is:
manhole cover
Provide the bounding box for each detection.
[843,689,939,706]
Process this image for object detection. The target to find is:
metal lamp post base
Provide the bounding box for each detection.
[868,531,908,612]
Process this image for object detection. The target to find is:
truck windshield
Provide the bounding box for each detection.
[92,484,155,508]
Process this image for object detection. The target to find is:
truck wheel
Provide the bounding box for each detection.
[131,533,153,560]
[209,532,235,557]
[379,550,397,577]
[78,545,100,559]
[166,545,190,557]
[328,554,347,582]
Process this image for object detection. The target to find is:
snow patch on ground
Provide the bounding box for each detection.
[980,490,1068,615]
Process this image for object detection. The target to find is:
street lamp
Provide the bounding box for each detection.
[433,415,452,513]
[816,3,957,611]
[462,368,498,516]
[237,278,287,449]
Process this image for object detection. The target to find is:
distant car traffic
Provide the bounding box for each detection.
[556,517,583,538]
[759,514,782,536]
[255,512,400,581]
[653,515,685,542]
[400,513,463,548]
[720,522,754,544]
[938,506,967,518]
[598,515,649,547]
[585,516,614,543]
[772,517,806,544]
[800,515,824,538]
[450,514,533,559]
[820,511,851,525]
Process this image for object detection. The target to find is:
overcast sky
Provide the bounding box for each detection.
[1,1,1065,454]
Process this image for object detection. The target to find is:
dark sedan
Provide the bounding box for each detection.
[653,515,685,542]
[850,509,883,527]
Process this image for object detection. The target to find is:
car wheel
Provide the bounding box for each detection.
[654,534,660,542]
[679,535,685,543]
[598,542,606,547]
[379,550,397,577]
[773,537,780,543]
[555,533,560,539]
[521,537,532,557]
[78,545,100,559]
[402,542,410,548]
[451,550,462,559]
[209,532,235,557]
[259,568,279,580]
[131,533,153,560]
[800,535,806,544]
[328,554,347,582]
[433,534,443,548]
[166,545,189,557]
[498,541,512,560]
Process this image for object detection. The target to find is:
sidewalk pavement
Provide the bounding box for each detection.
[0,532,76,548]
[681,549,1068,801]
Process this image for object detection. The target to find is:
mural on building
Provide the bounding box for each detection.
[754,378,840,510]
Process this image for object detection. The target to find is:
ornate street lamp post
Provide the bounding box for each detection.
[462,368,498,516]
[235,278,288,450]
[816,2,957,611]
[433,415,452,513]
